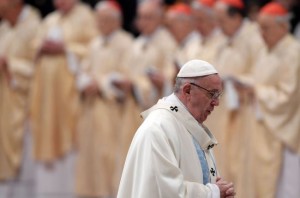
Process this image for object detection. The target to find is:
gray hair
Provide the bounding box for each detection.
[174,77,202,93]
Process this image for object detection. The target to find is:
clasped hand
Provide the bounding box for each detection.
[216,177,236,198]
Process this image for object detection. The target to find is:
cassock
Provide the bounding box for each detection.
[75,29,133,197]
[30,2,98,163]
[236,34,300,198]
[117,94,220,198]
[204,20,264,188]
[0,5,41,181]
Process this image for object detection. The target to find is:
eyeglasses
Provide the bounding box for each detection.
[189,83,222,100]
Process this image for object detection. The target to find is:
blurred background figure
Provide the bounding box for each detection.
[227,2,300,197]
[113,1,177,183]
[124,0,177,109]
[29,0,97,197]
[204,0,265,196]
[268,4,300,197]
[165,2,200,69]
[232,2,300,197]
[0,0,40,197]
[190,0,226,64]
[75,1,133,197]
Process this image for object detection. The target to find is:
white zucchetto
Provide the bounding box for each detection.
[177,59,218,78]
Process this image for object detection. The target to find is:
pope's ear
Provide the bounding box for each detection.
[183,83,191,95]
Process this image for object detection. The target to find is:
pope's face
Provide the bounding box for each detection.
[186,74,223,123]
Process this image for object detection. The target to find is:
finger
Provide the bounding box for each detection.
[216,178,225,184]
[216,180,228,185]
[226,187,235,196]
[224,182,234,189]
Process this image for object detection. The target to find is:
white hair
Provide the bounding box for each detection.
[174,77,203,93]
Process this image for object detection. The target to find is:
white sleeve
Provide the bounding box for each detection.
[207,183,220,198]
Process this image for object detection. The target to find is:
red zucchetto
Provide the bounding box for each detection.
[196,0,216,8]
[259,2,288,16]
[218,0,244,9]
[167,3,192,16]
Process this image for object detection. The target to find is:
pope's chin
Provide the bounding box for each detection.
[206,109,212,116]
[199,114,208,123]
[203,111,211,121]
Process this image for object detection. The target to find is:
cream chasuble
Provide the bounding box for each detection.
[0,6,41,180]
[30,3,98,162]
[204,20,265,190]
[75,29,133,197]
[236,34,300,198]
